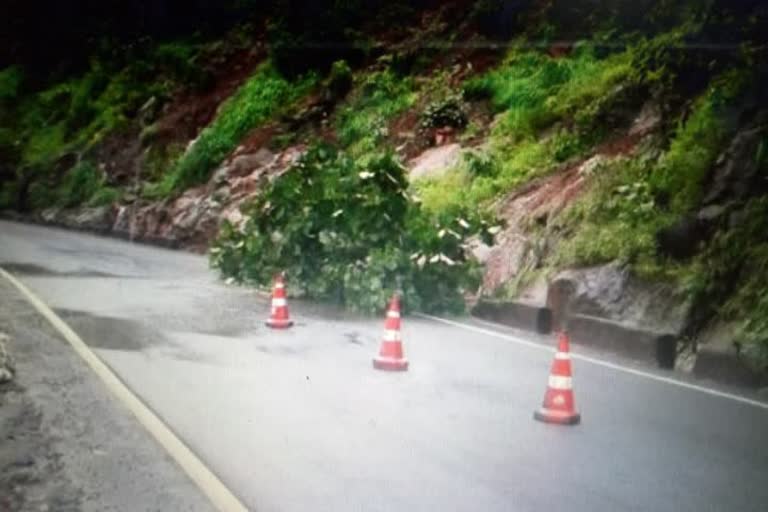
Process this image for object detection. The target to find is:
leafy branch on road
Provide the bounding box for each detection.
[211,143,493,314]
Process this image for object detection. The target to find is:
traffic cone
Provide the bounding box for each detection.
[534,331,581,425]
[265,274,293,329]
[373,295,409,371]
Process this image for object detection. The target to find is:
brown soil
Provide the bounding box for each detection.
[483,131,645,294]
[88,126,143,185]
[235,123,280,156]
[154,45,266,147]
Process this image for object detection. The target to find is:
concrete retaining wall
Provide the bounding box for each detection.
[471,300,552,334]
[471,301,677,368]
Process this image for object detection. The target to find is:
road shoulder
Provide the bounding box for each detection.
[0,275,214,511]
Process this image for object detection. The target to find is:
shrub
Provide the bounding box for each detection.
[649,70,745,213]
[326,60,353,98]
[420,95,468,130]
[21,123,68,167]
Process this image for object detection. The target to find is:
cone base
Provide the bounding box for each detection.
[533,408,581,425]
[266,319,294,329]
[373,356,409,371]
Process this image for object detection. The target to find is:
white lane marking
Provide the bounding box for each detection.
[0,268,249,512]
[416,313,768,411]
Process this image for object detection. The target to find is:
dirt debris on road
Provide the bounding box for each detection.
[0,275,213,512]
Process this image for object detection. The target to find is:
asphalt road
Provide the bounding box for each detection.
[1,219,767,512]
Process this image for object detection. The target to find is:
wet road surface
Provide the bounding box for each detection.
[1,220,767,512]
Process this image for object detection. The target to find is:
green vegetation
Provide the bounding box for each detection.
[417,45,634,217]
[420,94,467,130]
[335,68,417,157]
[0,38,212,210]
[554,154,671,272]
[3,0,767,365]
[24,160,120,210]
[150,63,317,196]
[556,70,743,274]
[694,196,768,369]
[211,144,491,313]
[10,47,199,170]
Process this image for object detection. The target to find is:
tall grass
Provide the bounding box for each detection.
[335,68,417,157]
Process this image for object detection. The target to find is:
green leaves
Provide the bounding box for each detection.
[210,143,484,314]
[420,95,468,130]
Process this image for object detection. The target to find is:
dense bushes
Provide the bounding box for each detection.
[211,144,490,314]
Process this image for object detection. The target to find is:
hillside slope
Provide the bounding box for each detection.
[1,1,767,379]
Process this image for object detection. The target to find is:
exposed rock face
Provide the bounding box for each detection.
[227,148,276,178]
[703,124,767,206]
[482,161,589,295]
[547,262,691,335]
[104,145,305,251]
[21,145,304,251]
[38,206,116,233]
[408,143,463,180]
[654,124,767,262]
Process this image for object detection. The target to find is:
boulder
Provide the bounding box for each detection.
[227,148,276,178]
[629,100,662,137]
[408,143,462,180]
[62,206,116,232]
[40,208,62,223]
[211,165,231,187]
[547,262,690,335]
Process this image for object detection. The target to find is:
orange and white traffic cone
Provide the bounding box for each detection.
[534,331,581,425]
[265,274,293,329]
[373,295,409,371]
